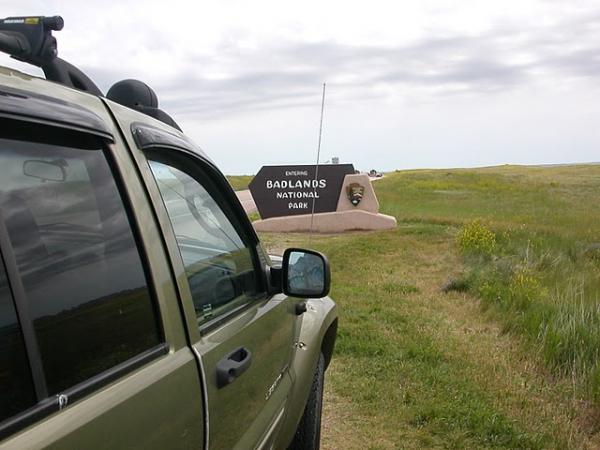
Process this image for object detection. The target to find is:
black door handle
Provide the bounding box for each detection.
[216,346,252,388]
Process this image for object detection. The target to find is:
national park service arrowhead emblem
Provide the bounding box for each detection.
[346,182,365,206]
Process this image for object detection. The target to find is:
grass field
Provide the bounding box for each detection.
[226,175,253,191]
[257,164,600,449]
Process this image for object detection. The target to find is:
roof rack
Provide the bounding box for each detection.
[0,16,102,95]
[0,15,182,131]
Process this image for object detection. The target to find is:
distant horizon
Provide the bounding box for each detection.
[226,160,600,176]
[4,1,600,174]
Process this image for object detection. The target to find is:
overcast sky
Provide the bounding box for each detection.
[2,0,600,174]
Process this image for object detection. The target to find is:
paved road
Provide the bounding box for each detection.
[235,190,257,214]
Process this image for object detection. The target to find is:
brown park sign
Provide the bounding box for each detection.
[249,164,355,219]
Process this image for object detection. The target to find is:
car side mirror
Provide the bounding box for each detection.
[282,248,331,298]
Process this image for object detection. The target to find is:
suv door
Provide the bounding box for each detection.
[0,113,204,449]
[143,149,299,450]
[100,101,304,449]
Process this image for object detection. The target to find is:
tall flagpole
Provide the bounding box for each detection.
[309,83,326,245]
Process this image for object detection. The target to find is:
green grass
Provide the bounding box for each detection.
[226,175,254,191]
[247,211,260,222]
[399,166,596,237]
[258,164,600,449]
[393,166,600,399]
[262,229,577,448]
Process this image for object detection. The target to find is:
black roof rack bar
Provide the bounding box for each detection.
[0,16,102,96]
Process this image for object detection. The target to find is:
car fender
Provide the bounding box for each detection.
[275,295,338,449]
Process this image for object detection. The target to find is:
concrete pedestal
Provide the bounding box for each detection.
[252,209,396,232]
[252,173,397,233]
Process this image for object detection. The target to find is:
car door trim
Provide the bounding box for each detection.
[198,293,268,336]
[193,346,210,450]
[256,405,286,450]
[0,343,168,441]
[0,211,48,401]
[130,122,208,159]
[0,86,113,141]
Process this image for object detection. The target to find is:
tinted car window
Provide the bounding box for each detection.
[148,159,258,322]
[0,255,36,422]
[0,137,161,395]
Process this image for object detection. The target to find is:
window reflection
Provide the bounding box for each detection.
[0,139,161,395]
[287,252,325,296]
[0,256,36,422]
[149,160,257,321]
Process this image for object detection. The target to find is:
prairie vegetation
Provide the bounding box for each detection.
[258,164,600,449]
[226,175,253,191]
[381,165,600,401]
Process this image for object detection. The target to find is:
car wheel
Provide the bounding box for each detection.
[288,353,325,450]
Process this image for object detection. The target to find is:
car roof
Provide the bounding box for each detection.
[0,65,210,161]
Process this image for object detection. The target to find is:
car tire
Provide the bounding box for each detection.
[288,353,325,450]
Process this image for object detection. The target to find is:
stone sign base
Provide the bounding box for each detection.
[252,209,396,233]
[252,173,397,233]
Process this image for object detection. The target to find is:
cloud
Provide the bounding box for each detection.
[60,2,600,122]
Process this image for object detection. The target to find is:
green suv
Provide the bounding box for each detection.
[0,16,337,450]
